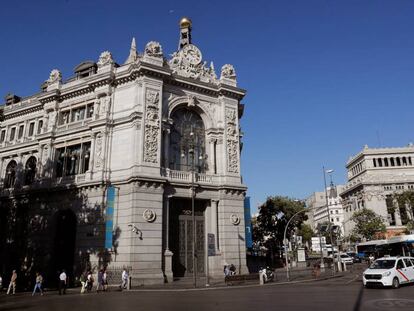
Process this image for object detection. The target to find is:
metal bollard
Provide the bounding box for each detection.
[127,276,131,290]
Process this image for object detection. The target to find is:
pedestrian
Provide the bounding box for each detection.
[32,272,44,296]
[86,271,94,292]
[96,269,104,292]
[6,270,17,295]
[103,269,108,292]
[80,272,86,294]
[120,269,128,290]
[58,270,67,295]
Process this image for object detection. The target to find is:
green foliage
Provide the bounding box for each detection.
[351,208,386,241]
[298,223,314,245]
[253,196,307,250]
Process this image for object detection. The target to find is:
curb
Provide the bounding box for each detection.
[127,274,346,292]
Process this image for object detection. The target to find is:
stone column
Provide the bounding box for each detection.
[395,210,402,226]
[88,133,97,179]
[164,195,173,282]
[163,128,170,169]
[0,157,4,183]
[211,199,220,252]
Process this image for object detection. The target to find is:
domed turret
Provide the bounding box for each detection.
[179,17,192,29]
[178,17,192,50]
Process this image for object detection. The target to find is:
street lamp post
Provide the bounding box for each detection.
[283,208,308,281]
[323,167,336,275]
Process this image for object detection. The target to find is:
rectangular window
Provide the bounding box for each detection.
[18,125,24,139]
[9,127,16,141]
[28,122,35,137]
[37,120,43,134]
[55,142,91,177]
[58,111,70,125]
[0,130,5,142]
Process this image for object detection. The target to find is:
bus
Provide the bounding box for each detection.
[356,234,414,260]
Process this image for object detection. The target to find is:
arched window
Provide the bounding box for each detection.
[4,160,17,188]
[169,108,206,173]
[24,156,37,185]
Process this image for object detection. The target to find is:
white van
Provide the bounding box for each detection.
[363,256,414,288]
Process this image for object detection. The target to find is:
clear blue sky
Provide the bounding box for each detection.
[1,1,414,213]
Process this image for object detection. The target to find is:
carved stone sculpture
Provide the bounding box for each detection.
[95,134,103,168]
[145,41,163,58]
[47,110,57,131]
[143,90,160,163]
[47,69,62,84]
[225,108,239,173]
[168,44,218,84]
[220,64,236,79]
[97,51,114,67]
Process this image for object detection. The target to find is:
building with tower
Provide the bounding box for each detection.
[0,18,248,285]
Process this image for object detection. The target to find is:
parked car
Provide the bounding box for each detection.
[363,256,414,288]
[335,253,354,265]
[347,252,362,263]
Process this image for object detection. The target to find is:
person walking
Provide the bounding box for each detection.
[6,270,17,295]
[96,269,104,292]
[102,269,108,292]
[58,270,67,295]
[80,272,87,294]
[86,271,94,292]
[120,269,128,290]
[32,272,44,296]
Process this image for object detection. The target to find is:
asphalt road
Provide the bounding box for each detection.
[1,268,414,311]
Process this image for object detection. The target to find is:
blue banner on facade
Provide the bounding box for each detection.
[105,186,115,249]
[244,196,253,249]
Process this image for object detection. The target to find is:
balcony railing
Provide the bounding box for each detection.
[162,168,213,184]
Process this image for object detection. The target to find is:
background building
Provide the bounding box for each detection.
[306,184,345,236]
[0,18,248,286]
[340,144,414,238]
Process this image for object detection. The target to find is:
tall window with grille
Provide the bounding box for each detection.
[169,108,206,173]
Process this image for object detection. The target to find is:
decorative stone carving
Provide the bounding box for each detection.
[143,90,160,163]
[220,64,236,80]
[47,69,62,84]
[144,41,163,58]
[230,214,240,225]
[187,94,197,107]
[47,110,57,131]
[97,51,114,67]
[143,209,156,222]
[225,108,239,173]
[42,146,49,166]
[99,96,111,117]
[95,134,103,168]
[168,44,217,84]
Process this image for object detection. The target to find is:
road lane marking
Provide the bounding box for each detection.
[345,274,360,285]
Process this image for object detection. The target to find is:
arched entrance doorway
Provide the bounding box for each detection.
[51,209,77,285]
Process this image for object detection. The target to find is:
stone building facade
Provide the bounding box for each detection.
[0,18,247,285]
[306,184,345,235]
[340,144,414,238]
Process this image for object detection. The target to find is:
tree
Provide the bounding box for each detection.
[351,208,386,241]
[253,196,307,263]
[298,223,314,246]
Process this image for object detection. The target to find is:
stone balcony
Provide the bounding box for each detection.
[161,168,215,184]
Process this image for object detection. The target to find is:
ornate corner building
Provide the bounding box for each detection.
[340,144,414,238]
[0,18,247,285]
